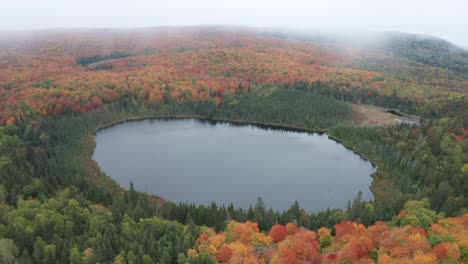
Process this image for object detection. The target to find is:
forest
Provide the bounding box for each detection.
[0,27,466,263]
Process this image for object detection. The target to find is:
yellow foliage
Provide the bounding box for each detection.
[187,248,198,258]
[208,233,226,250]
[250,232,273,249]
[412,250,437,264]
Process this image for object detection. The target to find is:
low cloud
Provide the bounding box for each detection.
[1,0,467,46]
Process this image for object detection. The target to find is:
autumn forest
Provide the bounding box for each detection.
[0,27,467,263]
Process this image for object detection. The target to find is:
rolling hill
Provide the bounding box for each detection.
[0,27,466,263]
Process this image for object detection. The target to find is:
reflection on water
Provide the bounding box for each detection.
[93,118,375,212]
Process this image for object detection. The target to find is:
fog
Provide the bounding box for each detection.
[2,0,467,46]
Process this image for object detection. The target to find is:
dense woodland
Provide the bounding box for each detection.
[0,27,467,263]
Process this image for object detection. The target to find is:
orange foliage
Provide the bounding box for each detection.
[270,229,320,264]
[433,242,460,261]
[0,27,467,125]
[5,116,14,125]
[412,251,438,264]
[229,242,257,264]
[2,27,460,124]
[189,213,468,263]
[227,220,259,244]
[286,222,300,236]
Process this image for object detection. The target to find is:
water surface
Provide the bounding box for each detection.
[93,118,374,211]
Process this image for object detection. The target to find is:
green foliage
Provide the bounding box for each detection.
[32,79,55,89]
[383,32,468,74]
[189,253,218,264]
[181,89,193,101]
[69,246,82,264]
[142,254,153,264]
[0,239,18,264]
[23,179,45,198]
[428,234,455,247]
[0,80,465,262]
[187,100,217,118]
[0,185,7,203]
[398,199,444,229]
[330,108,467,219]
[91,64,114,71]
[162,197,351,232]
[177,253,187,264]
[76,52,133,67]
[215,85,353,129]
[0,188,200,263]
[319,234,332,249]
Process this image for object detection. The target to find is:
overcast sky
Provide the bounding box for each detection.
[2,0,467,46]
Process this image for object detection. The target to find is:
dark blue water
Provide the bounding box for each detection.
[93,118,374,212]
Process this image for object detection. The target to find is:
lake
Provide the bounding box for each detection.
[93,118,375,212]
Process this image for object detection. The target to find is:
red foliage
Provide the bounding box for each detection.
[215,245,232,263]
[397,210,407,219]
[335,221,358,240]
[274,230,320,263]
[339,235,374,262]
[196,232,209,244]
[433,243,448,259]
[4,27,459,125]
[189,213,468,264]
[389,245,411,258]
[91,96,103,109]
[269,224,288,243]
[325,253,338,261]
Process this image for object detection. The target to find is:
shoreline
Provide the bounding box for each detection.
[94,115,377,168]
[89,115,378,203]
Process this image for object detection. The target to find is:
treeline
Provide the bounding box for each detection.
[0,97,191,208]
[0,84,466,263]
[330,116,468,218]
[0,102,211,263]
[0,89,364,263]
[213,86,353,128]
[189,85,467,219]
[162,193,374,233]
[76,52,133,67]
[287,80,468,121]
[288,80,422,115]
[0,85,357,210]
[2,84,466,219]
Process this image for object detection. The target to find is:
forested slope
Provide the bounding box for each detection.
[0,27,466,263]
